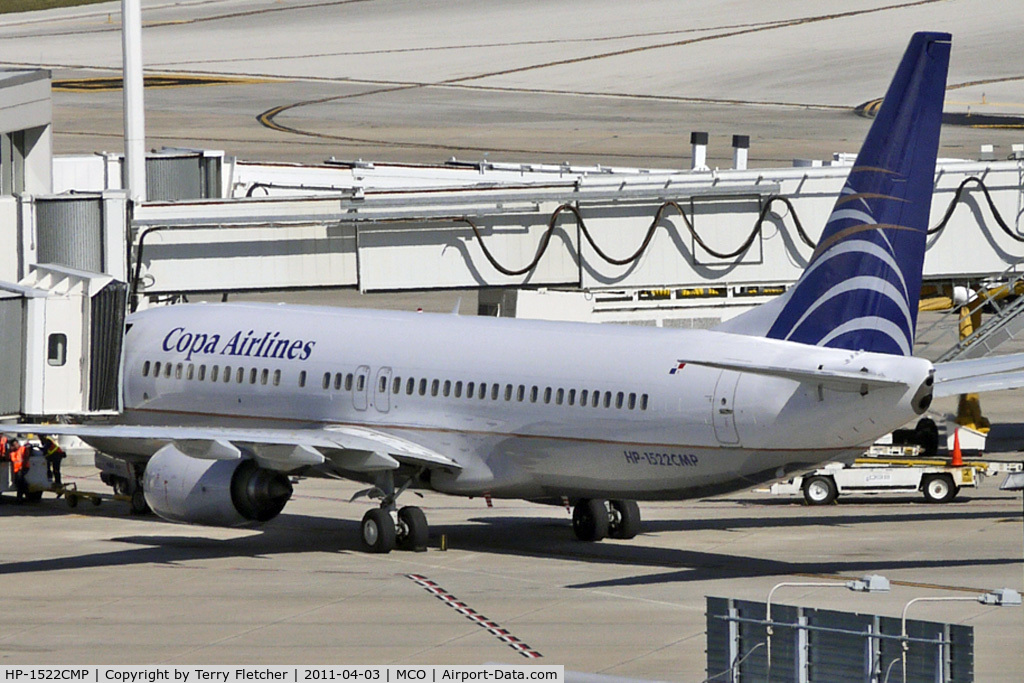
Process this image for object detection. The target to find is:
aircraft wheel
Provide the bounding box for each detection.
[608,500,641,539]
[66,493,78,508]
[396,506,429,552]
[130,488,150,515]
[361,508,397,553]
[802,476,838,505]
[922,474,958,503]
[572,499,609,542]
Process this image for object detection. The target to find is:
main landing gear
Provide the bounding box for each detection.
[572,498,642,542]
[359,471,429,554]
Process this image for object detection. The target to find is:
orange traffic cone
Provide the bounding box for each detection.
[951,428,963,467]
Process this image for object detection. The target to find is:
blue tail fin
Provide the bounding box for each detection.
[760,32,950,355]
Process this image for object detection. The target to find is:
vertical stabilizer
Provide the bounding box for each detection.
[725,32,950,355]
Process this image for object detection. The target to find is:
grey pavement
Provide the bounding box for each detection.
[1,0,1022,166]
[1,1,1023,678]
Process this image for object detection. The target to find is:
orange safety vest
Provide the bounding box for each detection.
[10,445,27,474]
[0,435,7,460]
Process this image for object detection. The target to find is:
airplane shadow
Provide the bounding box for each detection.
[1,498,1020,590]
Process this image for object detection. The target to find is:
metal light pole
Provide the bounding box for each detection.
[901,589,1020,682]
[122,0,147,202]
[765,575,890,679]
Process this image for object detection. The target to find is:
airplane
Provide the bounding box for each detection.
[3,31,1016,554]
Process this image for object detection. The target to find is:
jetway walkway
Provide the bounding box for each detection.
[36,153,1024,313]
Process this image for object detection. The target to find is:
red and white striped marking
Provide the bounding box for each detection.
[406,574,543,659]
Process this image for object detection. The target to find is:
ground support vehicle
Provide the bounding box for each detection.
[763,456,1023,505]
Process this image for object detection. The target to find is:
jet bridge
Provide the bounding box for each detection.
[0,265,125,419]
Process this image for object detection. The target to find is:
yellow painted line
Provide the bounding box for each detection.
[54,74,282,92]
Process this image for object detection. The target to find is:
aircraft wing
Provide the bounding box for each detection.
[0,423,461,473]
[933,353,1024,397]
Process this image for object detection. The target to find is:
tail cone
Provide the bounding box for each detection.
[951,428,963,467]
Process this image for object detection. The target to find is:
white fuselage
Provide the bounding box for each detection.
[106,303,933,500]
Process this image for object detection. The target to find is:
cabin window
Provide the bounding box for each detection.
[517,385,525,402]
[142,361,151,376]
[175,363,183,380]
[184,364,193,380]
[261,369,269,385]
[543,387,552,404]
[615,392,624,409]
[431,379,439,397]
[628,392,636,410]
[378,375,387,393]
[46,333,67,367]
[579,389,588,406]
[153,361,162,377]
[490,384,499,400]
[273,370,281,386]
[454,381,463,398]
[556,388,564,405]
[466,381,475,398]
[641,394,649,411]
[479,383,487,400]
[235,367,244,383]
[322,372,331,390]
[211,365,219,382]
[334,373,343,391]
[298,370,306,388]
[418,378,427,396]
[568,389,576,406]
[443,380,451,397]
[530,386,538,403]
[592,390,600,408]
[393,377,401,394]
[198,365,206,381]
[357,374,366,392]
[250,368,258,384]
[407,378,415,395]
[345,373,354,391]
[603,391,612,408]
[223,366,231,383]
[504,384,512,401]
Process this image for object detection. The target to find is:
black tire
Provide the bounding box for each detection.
[922,474,958,503]
[66,493,78,508]
[803,476,838,505]
[915,418,940,458]
[130,488,150,515]
[608,500,641,539]
[24,490,43,503]
[396,506,429,552]
[572,499,610,542]
[361,508,396,553]
[91,496,102,507]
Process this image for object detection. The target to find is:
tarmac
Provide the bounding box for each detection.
[1,0,1024,679]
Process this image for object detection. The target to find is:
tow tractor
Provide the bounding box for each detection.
[763,440,1023,505]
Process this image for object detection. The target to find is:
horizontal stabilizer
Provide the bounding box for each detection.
[681,358,909,392]
[933,353,1024,396]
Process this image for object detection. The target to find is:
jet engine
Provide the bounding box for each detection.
[143,444,292,526]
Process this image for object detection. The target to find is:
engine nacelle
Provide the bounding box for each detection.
[143,444,292,526]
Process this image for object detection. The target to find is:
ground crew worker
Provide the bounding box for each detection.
[10,438,28,502]
[43,435,65,487]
